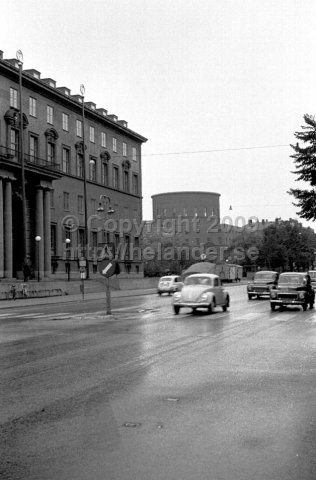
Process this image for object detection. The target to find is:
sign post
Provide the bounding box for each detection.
[79,259,86,300]
[98,259,117,314]
[98,243,118,315]
[106,277,111,315]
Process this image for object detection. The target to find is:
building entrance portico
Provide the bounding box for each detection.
[0,164,58,280]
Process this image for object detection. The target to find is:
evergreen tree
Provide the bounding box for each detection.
[289,114,316,220]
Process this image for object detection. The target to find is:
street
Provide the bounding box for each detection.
[1,285,316,480]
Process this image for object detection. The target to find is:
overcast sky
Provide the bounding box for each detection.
[2,0,316,228]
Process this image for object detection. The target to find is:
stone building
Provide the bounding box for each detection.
[0,49,147,279]
[150,191,240,260]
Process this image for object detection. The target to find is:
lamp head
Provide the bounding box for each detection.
[16,50,23,63]
[80,84,85,96]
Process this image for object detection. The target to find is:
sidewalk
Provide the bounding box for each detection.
[0,287,157,310]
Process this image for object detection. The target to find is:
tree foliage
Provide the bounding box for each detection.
[226,219,316,271]
[261,220,315,271]
[289,114,316,220]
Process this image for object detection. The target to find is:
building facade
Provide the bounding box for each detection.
[0,50,147,279]
[146,191,244,263]
[151,191,224,250]
[145,192,274,270]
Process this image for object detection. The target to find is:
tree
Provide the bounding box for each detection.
[289,114,316,220]
[261,220,315,271]
[226,219,316,271]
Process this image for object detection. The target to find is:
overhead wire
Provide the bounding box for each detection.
[110,143,290,161]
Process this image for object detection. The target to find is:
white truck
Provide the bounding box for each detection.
[215,263,243,282]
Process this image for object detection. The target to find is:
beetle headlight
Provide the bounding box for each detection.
[200,293,208,301]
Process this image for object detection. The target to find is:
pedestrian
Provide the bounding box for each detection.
[23,255,31,282]
[10,284,16,300]
[21,283,28,298]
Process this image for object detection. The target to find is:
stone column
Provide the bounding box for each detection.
[43,189,51,277]
[35,187,44,280]
[0,179,3,278]
[4,180,13,278]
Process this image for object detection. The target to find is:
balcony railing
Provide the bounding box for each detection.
[0,146,60,172]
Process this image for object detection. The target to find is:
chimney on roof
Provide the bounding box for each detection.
[71,94,83,104]
[5,58,20,69]
[118,119,128,128]
[84,101,96,110]
[42,78,56,88]
[24,69,41,79]
[108,114,118,122]
[96,108,108,117]
[0,51,3,60]
[57,86,71,96]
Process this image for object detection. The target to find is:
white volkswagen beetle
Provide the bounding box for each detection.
[172,273,230,315]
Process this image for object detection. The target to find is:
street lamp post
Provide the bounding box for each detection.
[35,236,41,282]
[17,50,27,267]
[65,238,71,281]
[80,84,89,280]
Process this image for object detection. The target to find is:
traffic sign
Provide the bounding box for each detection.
[98,259,117,278]
[98,243,115,261]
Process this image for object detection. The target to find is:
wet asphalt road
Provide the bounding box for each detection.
[1,285,316,480]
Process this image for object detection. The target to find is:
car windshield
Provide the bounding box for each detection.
[160,277,171,281]
[254,272,276,282]
[279,274,303,285]
[185,276,212,286]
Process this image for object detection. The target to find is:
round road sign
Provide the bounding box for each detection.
[98,259,117,278]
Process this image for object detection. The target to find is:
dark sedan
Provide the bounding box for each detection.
[270,272,315,311]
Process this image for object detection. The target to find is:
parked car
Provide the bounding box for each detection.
[172,273,229,315]
[270,272,315,311]
[157,275,181,295]
[247,270,279,299]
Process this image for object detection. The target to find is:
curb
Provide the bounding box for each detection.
[0,288,157,310]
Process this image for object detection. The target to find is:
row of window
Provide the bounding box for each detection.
[51,223,140,259]
[9,129,139,194]
[156,207,218,217]
[10,87,137,159]
[60,186,140,213]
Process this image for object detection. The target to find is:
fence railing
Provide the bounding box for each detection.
[0,285,63,301]
[0,146,60,173]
